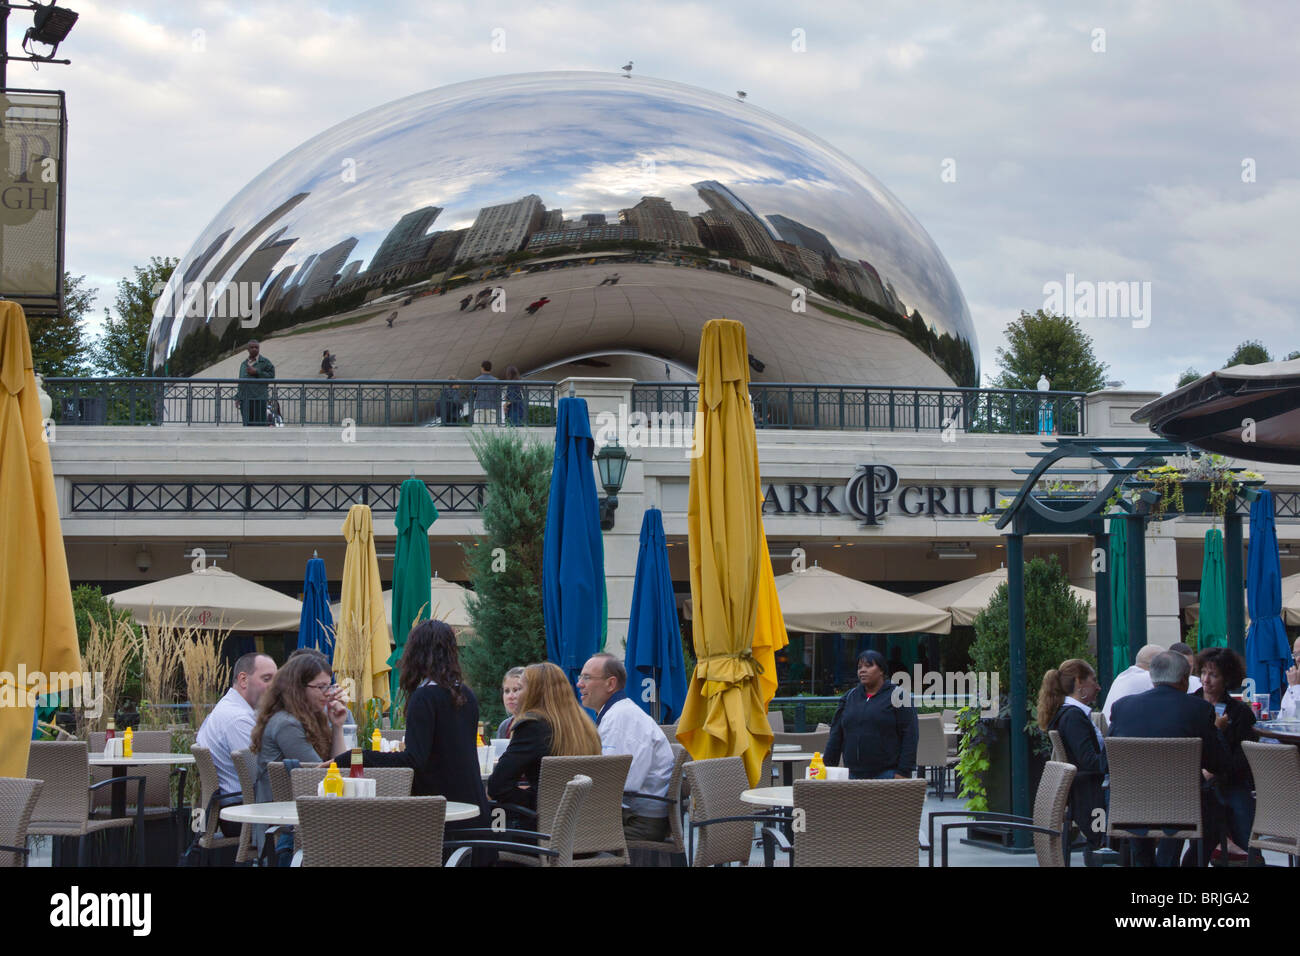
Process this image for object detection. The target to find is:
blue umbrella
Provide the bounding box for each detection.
[1246,490,1291,708]
[297,555,334,658]
[624,507,686,723]
[543,397,605,686]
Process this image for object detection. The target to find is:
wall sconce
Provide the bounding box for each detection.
[595,442,629,531]
[135,546,152,573]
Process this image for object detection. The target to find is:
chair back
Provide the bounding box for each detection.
[26,741,90,828]
[290,766,414,798]
[658,723,678,741]
[297,796,447,866]
[1105,737,1202,839]
[683,756,754,867]
[643,744,691,853]
[1032,760,1077,867]
[231,749,259,802]
[772,730,829,752]
[537,754,632,864]
[1048,730,1068,763]
[545,775,592,867]
[0,778,43,867]
[1091,711,1108,737]
[89,730,172,809]
[267,762,294,803]
[766,710,785,733]
[189,745,231,846]
[915,715,947,766]
[792,778,926,866]
[1242,741,1300,855]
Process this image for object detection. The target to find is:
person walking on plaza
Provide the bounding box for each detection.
[319,349,336,379]
[504,365,525,426]
[471,360,500,424]
[238,340,275,425]
[824,649,918,779]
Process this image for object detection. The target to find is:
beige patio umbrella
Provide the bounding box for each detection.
[331,574,475,644]
[912,567,1097,627]
[106,565,304,631]
[772,565,952,634]
[1186,570,1300,627]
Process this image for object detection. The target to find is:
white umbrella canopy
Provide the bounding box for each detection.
[331,575,475,641]
[1186,571,1300,627]
[107,565,304,632]
[772,565,952,634]
[912,567,1097,627]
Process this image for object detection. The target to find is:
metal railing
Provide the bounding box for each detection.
[633,383,1087,434]
[70,480,487,514]
[42,378,559,427]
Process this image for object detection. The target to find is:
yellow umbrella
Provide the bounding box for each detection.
[0,302,81,776]
[677,318,787,786]
[337,504,391,710]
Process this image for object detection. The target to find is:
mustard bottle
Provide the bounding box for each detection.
[123,726,134,759]
[809,751,826,780]
[322,762,345,797]
[371,728,382,752]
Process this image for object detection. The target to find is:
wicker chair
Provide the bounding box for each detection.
[297,796,447,866]
[88,730,174,820]
[1048,729,1068,763]
[772,730,827,783]
[189,745,242,864]
[446,775,591,867]
[624,743,690,865]
[1106,737,1205,866]
[764,778,928,867]
[535,754,631,866]
[916,715,956,799]
[766,710,785,733]
[684,756,785,867]
[267,762,294,803]
[289,766,414,798]
[0,778,43,867]
[1091,711,1108,737]
[26,740,144,866]
[930,760,1077,867]
[1243,741,1300,864]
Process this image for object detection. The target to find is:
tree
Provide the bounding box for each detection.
[991,310,1108,393]
[459,431,552,726]
[1176,367,1201,388]
[1224,340,1271,368]
[93,256,178,377]
[1287,350,1300,361]
[27,272,95,377]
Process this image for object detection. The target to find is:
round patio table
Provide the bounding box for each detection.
[1254,720,1300,746]
[741,786,794,808]
[769,752,817,786]
[221,799,482,826]
[90,753,195,819]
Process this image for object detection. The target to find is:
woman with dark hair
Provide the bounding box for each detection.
[250,650,349,803]
[363,620,488,826]
[1195,646,1260,864]
[504,365,525,426]
[823,649,918,779]
[1037,658,1107,862]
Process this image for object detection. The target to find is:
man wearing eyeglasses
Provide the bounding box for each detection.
[1278,637,1300,720]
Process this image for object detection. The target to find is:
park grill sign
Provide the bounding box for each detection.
[761,464,1001,527]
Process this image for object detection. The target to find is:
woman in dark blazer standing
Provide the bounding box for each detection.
[1038,658,1107,862]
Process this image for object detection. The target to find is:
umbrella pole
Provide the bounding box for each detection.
[1093,526,1114,695]
[1226,511,1246,657]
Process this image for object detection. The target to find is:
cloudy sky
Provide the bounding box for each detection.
[9,0,1297,391]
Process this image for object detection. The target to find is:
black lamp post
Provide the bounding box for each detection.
[595,442,629,531]
[1,2,77,88]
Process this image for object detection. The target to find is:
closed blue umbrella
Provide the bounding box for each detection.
[1246,490,1291,708]
[296,555,334,658]
[542,397,605,686]
[624,507,686,723]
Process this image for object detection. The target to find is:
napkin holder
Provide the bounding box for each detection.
[804,766,849,780]
[317,777,376,798]
[103,737,125,758]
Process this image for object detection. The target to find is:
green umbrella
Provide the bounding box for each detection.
[390,477,438,702]
[1199,528,1228,648]
[1109,517,1130,675]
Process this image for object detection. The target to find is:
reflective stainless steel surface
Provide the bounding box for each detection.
[150,72,976,386]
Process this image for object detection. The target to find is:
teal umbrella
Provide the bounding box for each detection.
[1109,516,1130,675]
[1199,529,1228,648]
[390,478,437,701]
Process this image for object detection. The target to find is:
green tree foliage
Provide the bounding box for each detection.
[28,272,95,377]
[1287,350,1300,362]
[94,256,177,377]
[72,584,141,653]
[970,556,1092,717]
[459,431,552,725]
[1176,367,1201,388]
[1224,340,1272,368]
[992,310,1108,393]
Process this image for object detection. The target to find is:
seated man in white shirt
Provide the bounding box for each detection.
[577,653,675,845]
[1170,642,1203,694]
[1279,636,1300,719]
[1101,643,1163,724]
[195,653,277,799]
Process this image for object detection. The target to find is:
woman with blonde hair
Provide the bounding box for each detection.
[487,661,600,811]
[1037,658,1107,862]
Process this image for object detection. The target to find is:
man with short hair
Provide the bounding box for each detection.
[577,652,675,846]
[471,360,500,424]
[1169,642,1202,694]
[1279,636,1300,719]
[196,653,277,797]
[237,340,275,426]
[1101,643,1163,724]
[1109,651,1229,867]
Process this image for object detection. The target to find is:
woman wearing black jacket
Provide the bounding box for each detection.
[1195,647,1259,864]
[823,650,918,778]
[1038,659,1107,859]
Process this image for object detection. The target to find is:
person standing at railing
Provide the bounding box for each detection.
[238,340,275,426]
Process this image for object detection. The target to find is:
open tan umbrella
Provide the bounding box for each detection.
[1186,570,1300,627]
[107,565,304,631]
[0,302,81,776]
[331,575,475,643]
[774,566,953,634]
[912,568,1097,627]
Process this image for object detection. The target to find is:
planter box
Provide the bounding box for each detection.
[966,716,1047,850]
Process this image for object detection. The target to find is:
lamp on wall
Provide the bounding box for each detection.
[135,546,152,573]
[595,442,629,531]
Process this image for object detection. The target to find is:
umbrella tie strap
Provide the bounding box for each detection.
[698,650,765,675]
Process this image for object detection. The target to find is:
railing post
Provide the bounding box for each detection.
[300,383,308,425]
[888,388,896,430]
[913,388,920,431]
[212,382,219,426]
[384,384,392,427]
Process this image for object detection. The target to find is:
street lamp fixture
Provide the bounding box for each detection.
[595,442,629,531]
[1,1,77,87]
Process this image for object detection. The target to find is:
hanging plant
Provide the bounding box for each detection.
[955,706,991,811]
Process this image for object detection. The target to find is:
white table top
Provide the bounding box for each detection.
[89,753,196,767]
[772,743,800,752]
[769,752,816,762]
[741,786,794,807]
[220,798,481,826]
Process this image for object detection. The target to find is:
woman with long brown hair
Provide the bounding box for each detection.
[1037,658,1107,863]
[250,650,348,803]
[487,661,600,811]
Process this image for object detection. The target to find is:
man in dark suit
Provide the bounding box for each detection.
[1109,650,1230,866]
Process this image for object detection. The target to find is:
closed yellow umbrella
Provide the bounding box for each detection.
[677,318,786,786]
[0,302,80,776]
[337,504,391,710]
